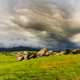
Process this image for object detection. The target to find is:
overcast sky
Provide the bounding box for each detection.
[0,0,80,49]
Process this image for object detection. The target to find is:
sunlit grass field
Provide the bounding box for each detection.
[0,52,80,80]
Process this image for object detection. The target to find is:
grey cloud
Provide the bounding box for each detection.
[0,0,80,49]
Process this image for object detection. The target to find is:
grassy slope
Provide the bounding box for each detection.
[0,53,80,80]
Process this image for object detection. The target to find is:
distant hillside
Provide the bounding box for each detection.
[0,46,33,51]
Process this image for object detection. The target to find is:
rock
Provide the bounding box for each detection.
[16,52,24,61]
[72,49,80,54]
[53,51,64,56]
[45,51,53,56]
[44,52,50,56]
[29,53,37,59]
[23,51,29,60]
[36,48,48,57]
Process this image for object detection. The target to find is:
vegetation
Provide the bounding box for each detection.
[0,52,80,80]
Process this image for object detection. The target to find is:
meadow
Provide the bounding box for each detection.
[0,52,80,80]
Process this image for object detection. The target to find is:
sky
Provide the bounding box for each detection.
[0,0,80,49]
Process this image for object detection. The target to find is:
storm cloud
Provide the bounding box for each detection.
[0,0,80,49]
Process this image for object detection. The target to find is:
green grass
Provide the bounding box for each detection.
[0,53,80,80]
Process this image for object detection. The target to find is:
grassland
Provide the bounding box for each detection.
[0,52,80,80]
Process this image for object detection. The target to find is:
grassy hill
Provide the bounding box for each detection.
[0,53,80,80]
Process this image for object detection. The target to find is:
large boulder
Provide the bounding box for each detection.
[16,52,24,61]
[29,53,37,59]
[72,49,80,54]
[23,51,29,60]
[55,51,64,56]
[44,51,53,56]
[16,51,29,61]
[36,48,48,57]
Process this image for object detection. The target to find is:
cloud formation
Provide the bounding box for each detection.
[0,0,80,49]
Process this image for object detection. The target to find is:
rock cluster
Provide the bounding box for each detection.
[16,48,53,61]
[16,48,80,61]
